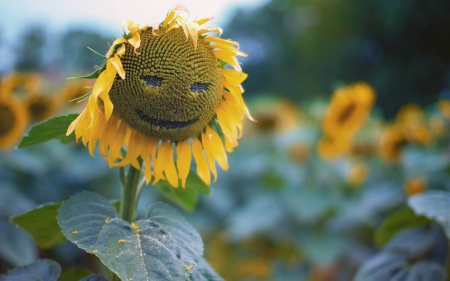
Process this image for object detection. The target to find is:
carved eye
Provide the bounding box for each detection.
[190,83,209,93]
[141,75,163,87]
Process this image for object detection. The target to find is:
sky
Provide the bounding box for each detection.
[0,0,266,39]
[0,0,267,71]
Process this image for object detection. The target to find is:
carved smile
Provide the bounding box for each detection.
[136,109,198,129]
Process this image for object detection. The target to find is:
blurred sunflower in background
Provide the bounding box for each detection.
[404,176,427,196]
[318,82,376,160]
[0,92,28,150]
[379,103,430,162]
[59,79,94,108]
[24,93,58,122]
[67,5,252,187]
[1,72,41,98]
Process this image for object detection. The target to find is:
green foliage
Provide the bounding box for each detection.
[0,219,37,267]
[354,252,446,281]
[11,203,66,249]
[18,114,79,148]
[374,207,431,247]
[156,171,210,212]
[189,258,224,281]
[57,191,204,281]
[0,259,61,281]
[59,268,92,281]
[79,275,108,281]
[408,190,450,238]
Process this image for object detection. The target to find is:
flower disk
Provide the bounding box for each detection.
[110,28,222,140]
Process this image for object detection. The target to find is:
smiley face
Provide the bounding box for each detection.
[109,28,222,141]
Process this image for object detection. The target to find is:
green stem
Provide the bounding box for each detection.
[110,161,143,281]
[120,162,143,223]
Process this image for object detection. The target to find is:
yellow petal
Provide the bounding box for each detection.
[203,36,239,47]
[192,138,210,185]
[195,17,213,26]
[202,131,217,182]
[206,126,228,171]
[164,144,179,188]
[222,70,248,85]
[154,141,171,183]
[106,38,127,57]
[213,50,242,72]
[176,140,192,188]
[110,53,125,80]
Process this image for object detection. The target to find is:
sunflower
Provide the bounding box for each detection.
[317,133,352,160]
[0,94,28,150]
[60,80,95,107]
[322,82,376,138]
[67,5,251,187]
[1,72,41,98]
[378,124,408,162]
[24,93,58,122]
[318,82,375,160]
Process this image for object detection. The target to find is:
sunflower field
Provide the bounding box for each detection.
[1,1,450,281]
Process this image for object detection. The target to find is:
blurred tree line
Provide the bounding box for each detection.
[226,0,450,117]
[5,0,450,117]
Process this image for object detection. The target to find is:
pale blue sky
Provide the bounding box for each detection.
[0,0,267,71]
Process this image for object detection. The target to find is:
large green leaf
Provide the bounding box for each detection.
[0,259,61,281]
[354,252,446,281]
[155,171,211,211]
[0,218,37,266]
[374,207,430,247]
[156,181,198,212]
[185,172,211,195]
[408,190,450,238]
[189,258,224,281]
[57,191,204,281]
[18,114,79,148]
[11,203,66,249]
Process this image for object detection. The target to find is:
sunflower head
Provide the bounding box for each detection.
[110,26,223,141]
[25,94,57,122]
[0,94,28,150]
[67,5,252,187]
[322,82,376,137]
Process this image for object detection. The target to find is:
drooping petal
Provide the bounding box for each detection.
[176,140,192,188]
[192,138,210,185]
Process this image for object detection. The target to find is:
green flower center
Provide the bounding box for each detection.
[109,28,222,141]
[0,104,16,135]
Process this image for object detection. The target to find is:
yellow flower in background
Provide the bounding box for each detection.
[438,100,450,119]
[318,82,375,160]
[396,103,430,145]
[67,5,252,187]
[347,162,369,187]
[322,82,376,138]
[404,177,426,196]
[60,80,95,107]
[1,72,41,98]
[378,124,408,162]
[247,97,301,134]
[0,94,28,150]
[429,116,445,137]
[24,93,58,122]
[317,134,352,160]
